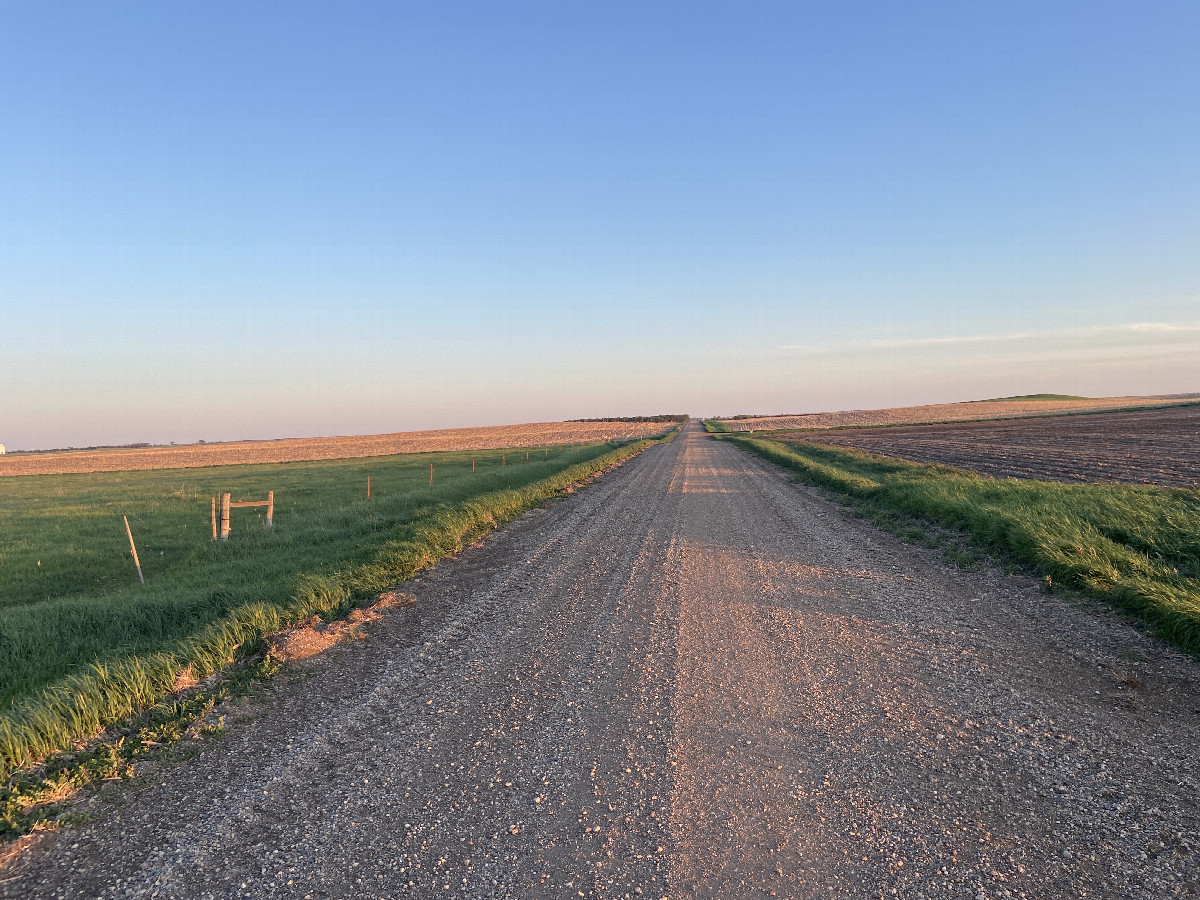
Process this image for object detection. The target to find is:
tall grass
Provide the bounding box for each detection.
[726,436,1200,653]
[0,431,677,778]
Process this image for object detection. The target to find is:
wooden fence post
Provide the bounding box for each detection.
[429,462,434,485]
[266,490,274,528]
[472,457,475,472]
[367,476,371,500]
[124,516,144,585]
[211,496,217,541]
[220,493,231,540]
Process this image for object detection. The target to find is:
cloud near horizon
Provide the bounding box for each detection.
[780,320,1200,354]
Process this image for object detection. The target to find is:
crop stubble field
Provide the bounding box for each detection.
[778,404,1200,488]
[712,393,1196,432]
[0,420,674,477]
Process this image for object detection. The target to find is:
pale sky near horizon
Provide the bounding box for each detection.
[2,1,1199,450]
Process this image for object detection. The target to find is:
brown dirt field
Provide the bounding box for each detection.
[267,591,414,662]
[780,404,1200,488]
[715,394,1197,432]
[0,420,673,477]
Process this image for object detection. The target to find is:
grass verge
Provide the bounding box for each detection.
[0,427,679,783]
[723,436,1200,654]
[1,655,279,840]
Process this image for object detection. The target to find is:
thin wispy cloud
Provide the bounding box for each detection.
[781,321,1200,354]
[1123,321,1200,334]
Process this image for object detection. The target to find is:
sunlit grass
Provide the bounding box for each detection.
[0,433,675,778]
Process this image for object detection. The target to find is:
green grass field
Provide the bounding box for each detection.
[725,436,1200,654]
[0,436,672,777]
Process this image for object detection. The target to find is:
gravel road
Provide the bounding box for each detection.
[7,422,1199,898]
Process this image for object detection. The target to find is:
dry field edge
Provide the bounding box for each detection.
[0,420,678,477]
[710,395,1199,433]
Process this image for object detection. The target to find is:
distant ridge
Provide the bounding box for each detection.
[981,394,1089,402]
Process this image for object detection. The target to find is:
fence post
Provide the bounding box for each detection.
[429,462,434,485]
[220,493,231,540]
[211,496,217,541]
[124,516,145,585]
[266,490,274,528]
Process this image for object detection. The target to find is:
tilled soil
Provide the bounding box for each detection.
[6,423,1199,898]
[714,395,1195,433]
[780,405,1200,488]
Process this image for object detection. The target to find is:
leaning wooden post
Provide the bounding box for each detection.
[211,496,217,541]
[471,457,475,472]
[266,490,274,528]
[429,462,434,485]
[367,476,371,500]
[220,492,231,540]
[124,516,145,585]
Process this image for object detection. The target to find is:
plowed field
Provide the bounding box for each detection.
[0,420,673,477]
[715,394,1196,432]
[781,404,1200,488]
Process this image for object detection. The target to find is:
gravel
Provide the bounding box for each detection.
[6,422,1199,898]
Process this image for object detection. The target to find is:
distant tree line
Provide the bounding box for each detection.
[568,415,687,423]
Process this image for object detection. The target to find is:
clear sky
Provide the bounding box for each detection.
[2,1,1198,449]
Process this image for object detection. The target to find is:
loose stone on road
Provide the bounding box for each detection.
[8,422,1199,898]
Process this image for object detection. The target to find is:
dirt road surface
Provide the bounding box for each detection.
[8,423,1199,898]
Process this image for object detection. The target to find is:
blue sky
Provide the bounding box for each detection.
[2,1,1198,449]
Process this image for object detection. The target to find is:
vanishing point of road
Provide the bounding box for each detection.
[9,422,1199,899]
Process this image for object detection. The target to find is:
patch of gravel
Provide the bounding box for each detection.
[5,423,1198,898]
